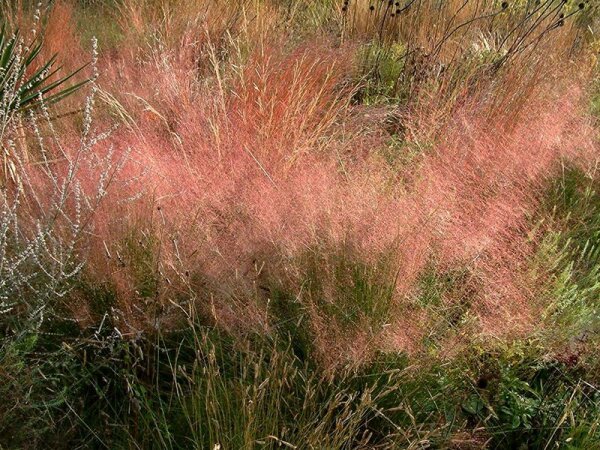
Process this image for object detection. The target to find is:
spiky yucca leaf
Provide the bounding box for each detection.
[0,24,89,115]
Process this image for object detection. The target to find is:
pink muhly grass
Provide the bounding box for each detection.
[72,36,597,362]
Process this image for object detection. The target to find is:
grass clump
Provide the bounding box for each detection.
[1,1,600,449]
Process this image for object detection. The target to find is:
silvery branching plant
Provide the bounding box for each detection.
[0,10,129,338]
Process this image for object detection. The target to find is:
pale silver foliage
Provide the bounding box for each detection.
[0,37,127,333]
